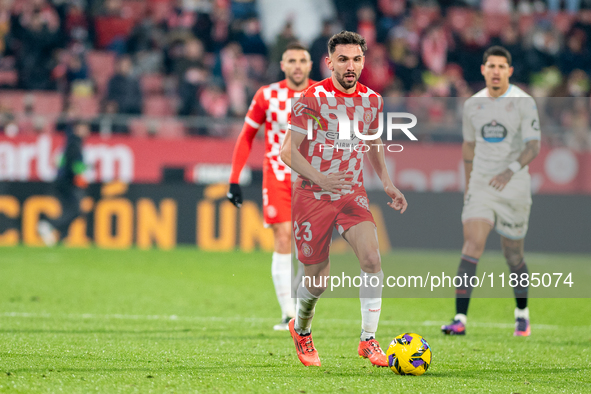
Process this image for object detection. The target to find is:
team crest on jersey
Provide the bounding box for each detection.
[266,205,277,219]
[363,109,373,124]
[302,243,313,257]
[481,120,507,143]
[355,195,370,211]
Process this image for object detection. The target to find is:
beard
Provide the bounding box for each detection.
[336,70,359,90]
[287,73,305,88]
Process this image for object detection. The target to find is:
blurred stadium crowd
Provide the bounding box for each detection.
[0,0,590,149]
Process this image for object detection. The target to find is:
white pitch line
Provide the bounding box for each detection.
[1,312,585,331]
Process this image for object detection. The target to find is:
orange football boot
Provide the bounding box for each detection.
[288,318,321,367]
[358,338,388,367]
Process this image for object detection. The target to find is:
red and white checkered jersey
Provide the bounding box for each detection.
[229,79,315,184]
[289,78,383,201]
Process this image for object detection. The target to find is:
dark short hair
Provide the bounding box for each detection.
[284,42,308,53]
[482,46,512,66]
[328,30,367,55]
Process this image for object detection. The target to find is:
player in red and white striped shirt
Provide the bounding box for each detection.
[281,31,408,367]
[228,43,315,331]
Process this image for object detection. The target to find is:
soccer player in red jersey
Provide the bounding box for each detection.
[228,43,315,331]
[281,31,408,367]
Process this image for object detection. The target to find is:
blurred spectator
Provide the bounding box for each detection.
[173,37,205,78]
[95,0,132,52]
[16,93,45,134]
[357,6,376,46]
[64,0,89,45]
[421,25,448,75]
[237,17,266,56]
[359,44,394,94]
[166,0,196,34]
[100,0,124,17]
[53,49,89,93]
[0,0,12,54]
[191,82,229,136]
[525,23,562,74]
[309,20,334,81]
[377,0,406,41]
[220,42,248,115]
[13,3,61,90]
[489,24,526,83]
[450,20,489,83]
[559,29,591,76]
[553,69,591,97]
[106,55,142,115]
[268,21,297,80]
[178,65,209,116]
[481,0,511,14]
[270,21,296,64]
[548,0,581,14]
[231,0,257,20]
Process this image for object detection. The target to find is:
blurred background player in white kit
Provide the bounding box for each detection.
[442,46,541,337]
[227,43,315,331]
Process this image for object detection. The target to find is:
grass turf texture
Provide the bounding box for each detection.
[0,247,589,393]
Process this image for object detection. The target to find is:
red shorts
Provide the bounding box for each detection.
[262,171,291,226]
[292,181,375,265]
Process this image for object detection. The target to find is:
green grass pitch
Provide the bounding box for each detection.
[0,247,590,393]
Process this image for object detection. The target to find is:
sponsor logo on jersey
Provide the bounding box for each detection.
[481,120,507,143]
[292,101,307,117]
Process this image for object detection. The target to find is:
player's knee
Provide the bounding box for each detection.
[462,238,485,258]
[503,249,523,268]
[303,275,327,296]
[360,251,381,273]
[275,236,291,254]
[273,225,291,254]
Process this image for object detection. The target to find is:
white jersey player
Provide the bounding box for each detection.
[442,46,541,337]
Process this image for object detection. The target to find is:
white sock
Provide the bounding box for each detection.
[515,307,529,320]
[454,313,467,325]
[292,261,305,297]
[360,269,383,340]
[271,252,295,319]
[295,283,319,335]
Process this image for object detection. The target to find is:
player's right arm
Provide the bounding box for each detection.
[280,130,353,195]
[462,141,475,196]
[227,88,267,207]
[462,100,476,197]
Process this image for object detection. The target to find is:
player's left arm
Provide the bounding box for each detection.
[490,97,541,191]
[366,134,407,214]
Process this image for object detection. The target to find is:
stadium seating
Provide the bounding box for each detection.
[141,74,166,95]
[86,51,116,96]
[144,95,176,117]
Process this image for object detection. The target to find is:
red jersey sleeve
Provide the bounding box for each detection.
[289,91,322,139]
[229,88,267,184]
[368,95,383,133]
